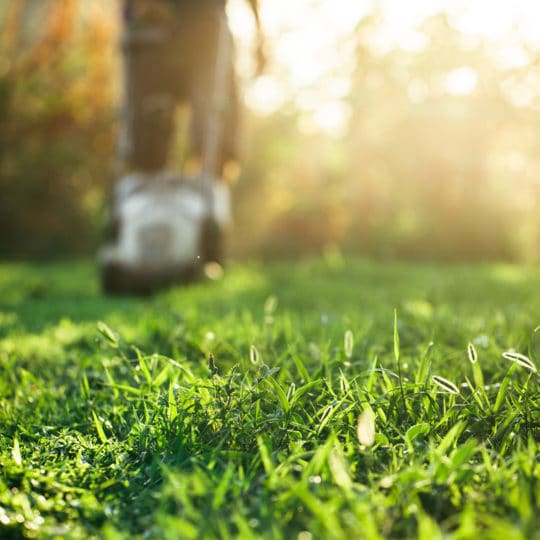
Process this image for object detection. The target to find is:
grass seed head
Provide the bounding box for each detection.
[344,330,354,359]
[329,447,353,489]
[467,342,478,364]
[502,351,537,373]
[250,345,260,365]
[357,409,376,447]
[432,375,460,395]
[264,295,278,315]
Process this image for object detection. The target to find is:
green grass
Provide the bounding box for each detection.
[0,258,539,539]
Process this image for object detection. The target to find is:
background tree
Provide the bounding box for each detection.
[0,0,116,258]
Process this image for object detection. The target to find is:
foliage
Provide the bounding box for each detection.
[0,1,116,258]
[236,13,540,261]
[0,258,539,538]
[342,14,540,261]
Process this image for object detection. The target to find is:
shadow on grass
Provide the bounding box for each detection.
[1,259,539,337]
[0,261,139,335]
[0,260,269,345]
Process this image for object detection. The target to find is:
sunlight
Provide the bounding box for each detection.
[228,0,540,135]
[444,67,478,96]
[449,0,540,43]
[244,75,286,114]
[228,0,369,136]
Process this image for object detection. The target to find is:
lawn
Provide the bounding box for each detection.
[0,258,539,539]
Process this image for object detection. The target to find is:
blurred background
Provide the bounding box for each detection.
[1,0,539,262]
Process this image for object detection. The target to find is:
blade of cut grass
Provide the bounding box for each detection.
[464,376,488,411]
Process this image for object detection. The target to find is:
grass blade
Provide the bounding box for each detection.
[493,364,517,413]
[394,309,408,414]
[289,379,322,408]
[12,436,22,466]
[265,376,290,413]
[435,421,465,456]
[416,342,433,385]
[168,381,178,422]
[292,352,310,383]
[135,348,153,385]
[92,411,108,443]
[393,309,400,364]
[212,463,235,509]
[257,436,275,476]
